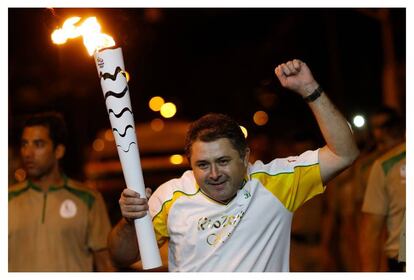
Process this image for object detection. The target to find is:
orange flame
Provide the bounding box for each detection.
[51,17,115,56]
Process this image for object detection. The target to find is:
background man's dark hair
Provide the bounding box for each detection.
[371,106,405,138]
[22,111,68,148]
[184,113,248,160]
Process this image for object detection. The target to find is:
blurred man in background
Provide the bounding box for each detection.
[322,106,405,271]
[353,106,405,271]
[359,141,405,272]
[9,111,115,272]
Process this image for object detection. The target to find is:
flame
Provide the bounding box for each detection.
[51,17,115,56]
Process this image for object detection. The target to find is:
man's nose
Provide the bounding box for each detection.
[21,146,34,158]
[209,164,220,180]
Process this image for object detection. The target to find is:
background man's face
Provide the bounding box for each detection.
[20,126,58,179]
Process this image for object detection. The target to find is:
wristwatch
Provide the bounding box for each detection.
[304,86,323,103]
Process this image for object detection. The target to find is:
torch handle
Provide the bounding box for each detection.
[134,216,162,269]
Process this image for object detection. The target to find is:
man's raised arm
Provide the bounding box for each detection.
[275,59,359,185]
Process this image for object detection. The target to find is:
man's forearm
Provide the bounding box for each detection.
[359,214,383,271]
[308,89,359,163]
[274,60,359,183]
[108,218,141,267]
[93,249,117,271]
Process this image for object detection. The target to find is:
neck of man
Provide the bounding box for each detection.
[379,136,403,152]
[30,165,64,193]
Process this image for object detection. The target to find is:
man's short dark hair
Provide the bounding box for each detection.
[22,111,68,148]
[371,106,405,137]
[184,113,248,160]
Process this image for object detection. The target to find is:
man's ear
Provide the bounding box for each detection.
[55,144,66,160]
[243,148,250,166]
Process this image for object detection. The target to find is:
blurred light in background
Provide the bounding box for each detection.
[144,8,163,23]
[150,118,165,131]
[104,129,114,141]
[170,154,184,165]
[253,110,268,126]
[92,138,105,152]
[14,168,26,182]
[149,96,165,112]
[123,71,130,82]
[160,102,177,118]
[240,126,248,138]
[353,115,366,128]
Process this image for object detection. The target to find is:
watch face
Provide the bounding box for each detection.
[59,199,77,218]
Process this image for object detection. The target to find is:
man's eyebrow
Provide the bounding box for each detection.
[33,139,47,144]
[217,156,231,159]
[215,156,231,162]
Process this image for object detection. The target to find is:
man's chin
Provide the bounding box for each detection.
[209,191,235,204]
[26,170,42,179]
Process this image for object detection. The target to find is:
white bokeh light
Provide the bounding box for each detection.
[353,115,365,128]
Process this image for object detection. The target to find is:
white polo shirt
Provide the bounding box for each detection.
[149,149,324,272]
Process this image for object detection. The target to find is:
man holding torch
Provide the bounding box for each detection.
[108,59,360,271]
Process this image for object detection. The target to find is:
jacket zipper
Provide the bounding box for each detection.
[42,192,47,224]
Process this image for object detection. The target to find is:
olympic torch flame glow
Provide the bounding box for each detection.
[51,16,115,55]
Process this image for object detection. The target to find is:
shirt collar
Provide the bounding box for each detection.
[27,174,68,192]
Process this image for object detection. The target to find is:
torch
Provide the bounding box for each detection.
[52,17,162,270]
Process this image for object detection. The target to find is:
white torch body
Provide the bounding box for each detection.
[94,47,162,270]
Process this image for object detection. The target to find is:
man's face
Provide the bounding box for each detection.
[190,138,249,203]
[370,113,393,148]
[20,125,60,179]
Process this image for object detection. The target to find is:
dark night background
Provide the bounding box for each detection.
[8,8,406,181]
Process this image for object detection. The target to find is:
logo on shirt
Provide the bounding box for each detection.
[198,210,245,246]
[60,199,77,218]
[243,189,251,199]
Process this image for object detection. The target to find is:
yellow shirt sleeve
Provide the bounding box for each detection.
[252,163,324,212]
